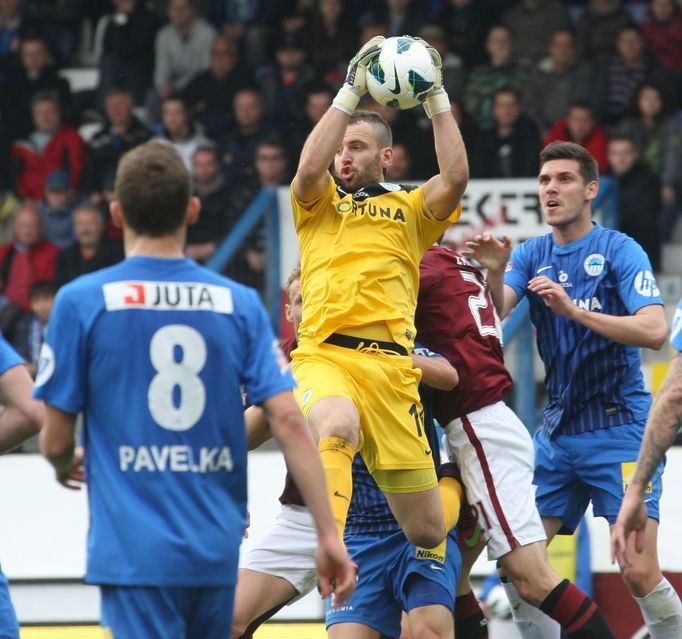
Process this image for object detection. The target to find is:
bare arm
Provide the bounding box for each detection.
[244,404,273,450]
[262,390,356,603]
[529,276,667,349]
[422,110,469,221]
[293,107,349,203]
[0,365,44,453]
[412,354,458,391]
[612,353,682,565]
[40,405,84,490]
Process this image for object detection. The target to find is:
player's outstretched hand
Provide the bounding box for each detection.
[315,533,357,606]
[345,36,385,97]
[611,488,648,568]
[412,36,450,118]
[334,36,384,115]
[56,446,85,490]
[462,232,512,272]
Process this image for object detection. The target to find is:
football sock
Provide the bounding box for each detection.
[455,591,489,638]
[540,579,615,638]
[438,471,463,531]
[634,577,682,639]
[502,578,561,639]
[318,436,355,543]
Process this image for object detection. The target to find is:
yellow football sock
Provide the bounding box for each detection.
[440,476,463,531]
[319,436,356,543]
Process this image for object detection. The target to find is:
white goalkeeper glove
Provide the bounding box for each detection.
[333,36,385,115]
[415,39,450,119]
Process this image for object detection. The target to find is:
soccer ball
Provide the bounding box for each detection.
[366,36,436,110]
[485,585,513,620]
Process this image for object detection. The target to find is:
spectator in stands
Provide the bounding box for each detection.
[607,135,662,271]
[470,88,540,178]
[463,24,526,130]
[0,177,20,245]
[38,170,74,249]
[55,203,123,287]
[544,101,609,172]
[641,0,682,101]
[385,142,412,182]
[218,87,279,181]
[1,35,71,139]
[0,203,58,311]
[309,0,354,86]
[0,0,33,70]
[434,0,489,71]
[618,82,682,212]
[11,279,55,375]
[186,145,229,264]
[591,24,670,127]
[182,34,251,140]
[223,139,288,292]
[153,95,211,170]
[380,0,426,39]
[11,91,85,200]
[24,0,82,66]
[256,32,317,131]
[522,29,592,136]
[501,0,571,69]
[83,87,150,197]
[575,0,634,60]
[418,24,465,101]
[152,0,215,109]
[209,1,286,72]
[96,0,160,106]
[286,82,333,166]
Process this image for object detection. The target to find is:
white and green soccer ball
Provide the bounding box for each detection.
[365,36,436,110]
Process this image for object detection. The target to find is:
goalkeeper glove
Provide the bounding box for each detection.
[333,36,385,115]
[414,39,450,119]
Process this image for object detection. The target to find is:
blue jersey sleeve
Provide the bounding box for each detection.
[504,241,531,300]
[671,298,682,352]
[240,290,296,405]
[33,288,87,413]
[613,238,663,315]
[0,334,23,375]
[413,342,443,358]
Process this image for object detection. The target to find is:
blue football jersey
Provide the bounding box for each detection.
[345,345,443,536]
[671,297,682,353]
[505,224,662,437]
[0,335,23,375]
[34,257,295,587]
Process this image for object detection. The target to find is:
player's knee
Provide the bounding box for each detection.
[403,518,445,549]
[408,614,451,639]
[508,573,552,608]
[620,561,660,597]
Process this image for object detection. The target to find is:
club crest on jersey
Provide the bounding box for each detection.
[584,254,605,277]
[559,271,569,283]
[103,281,234,313]
[634,270,660,298]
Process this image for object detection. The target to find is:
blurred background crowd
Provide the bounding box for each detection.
[0,0,679,397]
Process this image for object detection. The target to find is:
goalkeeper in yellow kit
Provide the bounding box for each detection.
[290,36,469,554]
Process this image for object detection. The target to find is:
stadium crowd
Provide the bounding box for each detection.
[0,0,680,401]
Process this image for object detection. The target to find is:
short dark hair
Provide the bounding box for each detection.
[115,141,191,237]
[539,141,598,184]
[608,133,637,148]
[348,110,392,148]
[105,86,133,101]
[568,99,594,115]
[30,89,60,110]
[29,281,58,300]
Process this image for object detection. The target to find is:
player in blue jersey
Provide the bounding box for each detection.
[466,140,682,639]
[612,298,682,618]
[0,335,44,639]
[34,141,356,639]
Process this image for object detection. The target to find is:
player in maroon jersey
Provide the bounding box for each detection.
[415,244,616,639]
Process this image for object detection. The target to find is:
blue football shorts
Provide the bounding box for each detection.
[100,584,234,639]
[534,422,664,534]
[0,567,19,639]
[326,530,461,638]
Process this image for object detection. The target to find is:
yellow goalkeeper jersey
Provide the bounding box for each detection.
[291,176,461,351]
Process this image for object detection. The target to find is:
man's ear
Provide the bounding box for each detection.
[186,196,201,226]
[110,200,124,228]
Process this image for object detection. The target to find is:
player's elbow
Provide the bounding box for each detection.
[432,366,459,391]
[39,432,72,462]
[647,323,668,351]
